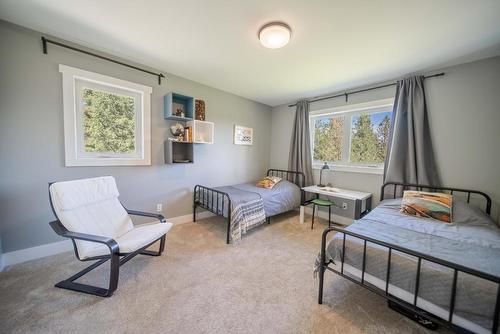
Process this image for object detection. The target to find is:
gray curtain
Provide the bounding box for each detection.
[289,100,314,187]
[384,76,440,193]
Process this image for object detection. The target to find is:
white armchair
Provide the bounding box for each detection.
[48,176,172,297]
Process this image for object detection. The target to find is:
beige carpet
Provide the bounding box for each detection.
[0,213,450,334]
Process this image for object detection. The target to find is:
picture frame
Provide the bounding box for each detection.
[234,125,253,145]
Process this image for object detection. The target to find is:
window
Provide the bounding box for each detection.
[310,98,394,173]
[60,65,152,166]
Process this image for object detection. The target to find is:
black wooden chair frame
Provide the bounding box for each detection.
[317,182,499,333]
[48,184,168,297]
[193,169,306,244]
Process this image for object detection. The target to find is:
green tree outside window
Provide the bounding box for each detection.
[313,111,391,165]
[82,89,135,153]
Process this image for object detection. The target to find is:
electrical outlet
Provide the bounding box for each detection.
[156,203,163,213]
[342,202,348,210]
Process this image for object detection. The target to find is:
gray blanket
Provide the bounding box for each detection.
[203,180,301,242]
[317,199,500,333]
[212,180,301,218]
[213,185,266,242]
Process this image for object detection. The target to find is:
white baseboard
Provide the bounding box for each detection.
[0,210,216,271]
[1,239,73,271]
[169,210,215,224]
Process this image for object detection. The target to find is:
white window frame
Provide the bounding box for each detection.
[59,64,152,166]
[309,98,394,175]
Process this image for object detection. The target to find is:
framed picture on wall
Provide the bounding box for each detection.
[234,125,253,145]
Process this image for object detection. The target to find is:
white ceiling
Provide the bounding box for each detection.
[1,0,500,107]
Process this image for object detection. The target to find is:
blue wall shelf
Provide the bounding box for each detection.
[164,92,194,120]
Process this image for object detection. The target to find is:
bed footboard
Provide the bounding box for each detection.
[318,226,500,333]
[193,185,232,244]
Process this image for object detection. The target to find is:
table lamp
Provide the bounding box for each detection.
[318,162,330,187]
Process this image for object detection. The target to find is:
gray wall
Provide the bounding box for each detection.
[0,235,3,267]
[0,21,272,253]
[270,56,500,221]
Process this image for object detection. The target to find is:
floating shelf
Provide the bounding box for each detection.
[164,140,194,164]
[163,92,214,164]
[164,92,194,120]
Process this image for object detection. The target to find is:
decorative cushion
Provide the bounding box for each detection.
[256,176,282,189]
[400,190,452,223]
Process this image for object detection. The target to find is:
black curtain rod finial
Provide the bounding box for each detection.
[41,36,47,54]
[158,74,165,85]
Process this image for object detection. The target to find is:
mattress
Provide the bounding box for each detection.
[319,198,500,334]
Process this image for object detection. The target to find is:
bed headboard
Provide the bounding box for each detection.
[267,169,305,189]
[381,182,492,215]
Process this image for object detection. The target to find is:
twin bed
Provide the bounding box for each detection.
[194,174,499,333]
[193,169,305,243]
[317,182,500,334]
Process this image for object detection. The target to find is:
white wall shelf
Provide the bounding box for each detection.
[187,120,214,144]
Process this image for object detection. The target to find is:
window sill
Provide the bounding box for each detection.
[313,164,384,175]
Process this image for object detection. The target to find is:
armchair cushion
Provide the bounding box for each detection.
[82,222,172,259]
[49,176,172,260]
[51,176,120,210]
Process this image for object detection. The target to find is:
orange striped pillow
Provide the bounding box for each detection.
[400,191,452,223]
[256,176,282,189]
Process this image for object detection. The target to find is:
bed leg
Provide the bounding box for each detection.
[193,188,197,222]
[226,217,231,244]
[318,227,330,305]
[318,265,325,304]
[266,217,270,224]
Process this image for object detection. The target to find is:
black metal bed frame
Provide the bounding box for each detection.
[193,169,306,244]
[317,182,499,333]
[48,184,168,297]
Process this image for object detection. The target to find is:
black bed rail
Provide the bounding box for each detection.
[267,169,306,205]
[318,226,500,333]
[193,185,232,244]
[381,182,492,215]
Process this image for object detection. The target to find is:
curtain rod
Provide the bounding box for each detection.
[41,36,165,85]
[288,72,445,108]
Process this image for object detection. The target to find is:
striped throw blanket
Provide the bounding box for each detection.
[230,198,266,242]
[211,185,267,242]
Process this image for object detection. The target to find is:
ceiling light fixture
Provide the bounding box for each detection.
[258,22,291,49]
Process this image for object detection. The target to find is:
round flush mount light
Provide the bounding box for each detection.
[258,22,291,49]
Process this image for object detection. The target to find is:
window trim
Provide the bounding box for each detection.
[59,64,152,166]
[310,98,394,174]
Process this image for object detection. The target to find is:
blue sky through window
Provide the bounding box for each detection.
[352,111,391,130]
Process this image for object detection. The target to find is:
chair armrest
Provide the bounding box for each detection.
[49,220,119,254]
[126,209,166,223]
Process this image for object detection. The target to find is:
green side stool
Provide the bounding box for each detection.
[311,198,335,230]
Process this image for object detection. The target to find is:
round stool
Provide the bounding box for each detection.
[311,198,334,230]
